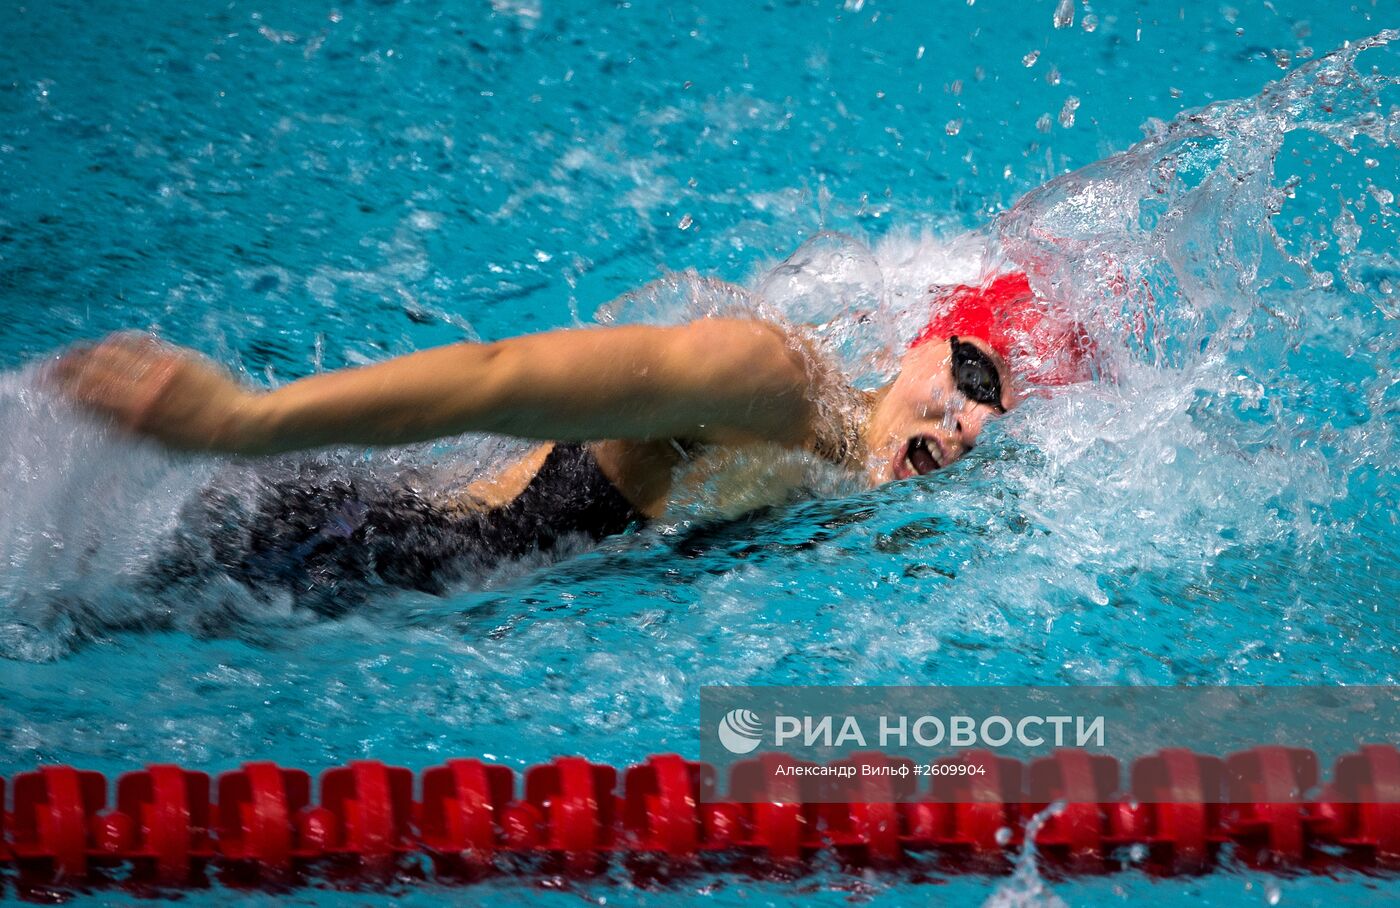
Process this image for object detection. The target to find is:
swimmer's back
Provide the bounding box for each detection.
[458,439,679,520]
[148,440,662,615]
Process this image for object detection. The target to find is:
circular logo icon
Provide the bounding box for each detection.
[717,708,764,755]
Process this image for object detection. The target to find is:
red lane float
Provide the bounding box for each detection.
[318,761,415,871]
[1315,744,1400,866]
[216,762,310,877]
[0,745,1396,890]
[10,766,106,882]
[823,751,914,865]
[418,758,514,871]
[1026,748,1120,868]
[526,756,618,871]
[1223,746,1318,864]
[114,764,213,883]
[920,749,1024,860]
[1123,748,1227,872]
[623,753,716,859]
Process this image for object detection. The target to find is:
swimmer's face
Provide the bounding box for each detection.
[864,336,1017,485]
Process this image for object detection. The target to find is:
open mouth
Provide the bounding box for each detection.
[894,435,943,479]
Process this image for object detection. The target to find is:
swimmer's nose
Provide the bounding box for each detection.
[924,402,994,466]
[952,408,990,452]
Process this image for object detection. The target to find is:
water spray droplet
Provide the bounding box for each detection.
[1058,96,1080,128]
[1053,0,1074,29]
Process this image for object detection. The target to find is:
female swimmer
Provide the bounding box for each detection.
[48,271,1092,612]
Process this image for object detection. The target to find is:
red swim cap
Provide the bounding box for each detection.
[909,271,1095,386]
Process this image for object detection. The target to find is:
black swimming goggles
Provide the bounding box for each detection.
[949,336,1006,413]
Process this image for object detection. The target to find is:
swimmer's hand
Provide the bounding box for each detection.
[49,333,262,453]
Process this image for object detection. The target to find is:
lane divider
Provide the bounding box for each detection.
[1,745,1396,889]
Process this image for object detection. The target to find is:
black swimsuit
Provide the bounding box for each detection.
[145,443,646,616]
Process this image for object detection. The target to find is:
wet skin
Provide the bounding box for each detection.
[860,335,1018,486]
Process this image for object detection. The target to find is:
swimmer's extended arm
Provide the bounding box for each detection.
[51,321,816,455]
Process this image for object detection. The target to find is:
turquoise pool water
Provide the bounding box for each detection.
[1,1,1397,904]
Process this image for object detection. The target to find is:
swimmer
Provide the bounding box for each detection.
[48,270,1092,611]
